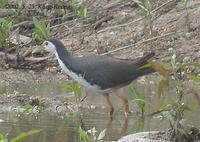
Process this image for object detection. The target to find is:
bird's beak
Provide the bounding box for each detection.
[41,42,45,48]
[41,42,47,52]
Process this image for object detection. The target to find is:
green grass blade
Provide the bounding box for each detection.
[10,130,41,142]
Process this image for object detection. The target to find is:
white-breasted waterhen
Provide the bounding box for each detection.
[42,38,155,115]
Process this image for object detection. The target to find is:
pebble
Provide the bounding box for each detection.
[168,48,173,51]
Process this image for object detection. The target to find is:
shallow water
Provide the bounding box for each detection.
[0,77,200,142]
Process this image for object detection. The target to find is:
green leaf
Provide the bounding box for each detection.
[161,111,174,124]
[0,0,10,8]
[135,99,145,113]
[33,17,49,41]
[97,129,107,141]
[129,84,145,113]
[137,3,149,16]
[182,0,188,7]
[23,104,33,109]
[129,84,142,99]
[10,130,41,142]
[177,128,187,136]
[78,7,87,17]
[177,63,200,70]
[0,18,13,47]
[58,82,82,99]
[187,74,200,82]
[69,0,79,11]
[33,17,40,29]
[79,127,91,142]
[171,54,176,70]
[136,0,151,17]
[0,132,6,142]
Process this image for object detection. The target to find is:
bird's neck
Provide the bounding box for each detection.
[54,47,72,69]
[55,46,71,59]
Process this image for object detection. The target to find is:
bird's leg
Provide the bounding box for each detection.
[116,89,131,116]
[116,116,129,138]
[103,93,114,116]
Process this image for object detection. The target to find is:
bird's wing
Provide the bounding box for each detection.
[67,55,151,90]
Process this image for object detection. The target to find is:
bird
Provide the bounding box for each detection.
[42,38,155,116]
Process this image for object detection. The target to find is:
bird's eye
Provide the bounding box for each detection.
[45,42,48,46]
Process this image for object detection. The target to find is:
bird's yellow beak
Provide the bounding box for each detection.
[40,42,47,52]
[41,42,45,48]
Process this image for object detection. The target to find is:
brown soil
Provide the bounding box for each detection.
[1,0,200,70]
[0,0,200,81]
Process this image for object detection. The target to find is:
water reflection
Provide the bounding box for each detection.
[0,108,167,142]
[0,77,200,142]
[0,112,79,142]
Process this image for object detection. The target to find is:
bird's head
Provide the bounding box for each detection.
[42,38,66,54]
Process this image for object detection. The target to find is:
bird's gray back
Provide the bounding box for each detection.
[65,55,142,90]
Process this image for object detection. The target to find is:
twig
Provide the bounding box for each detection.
[50,17,92,29]
[104,0,128,9]
[97,17,145,34]
[151,0,175,13]
[93,15,113,30]
[24,56,53,62]
[0,51,55,63]
[101,32,175,55]
[11,21,33,31]
[97,0,175,34]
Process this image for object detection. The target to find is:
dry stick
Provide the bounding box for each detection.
[99,0,177,55]
[94,15,114,30]
[97,17,144,34]
[97,0,175,34]
[50,0,132,30]
[101,32,175,56]
[104,0,128,9]
[50,16,93,29]
[50,0,131,30]
[11,21,33,31]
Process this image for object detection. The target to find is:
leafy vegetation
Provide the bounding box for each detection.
[0,130,41,142]
[136,0,153,36]
[69,0,87,17]
[150,53,200,141]
[59,82,82,101]
[129,83,145,114]
[0,0,10,8]
[136,0,151,17]
[16,103,43,116]
[0,18,13,48]
[33,17,50,42]
[128,53,200,141]
[79,127,107,142]
[58,82,85,112]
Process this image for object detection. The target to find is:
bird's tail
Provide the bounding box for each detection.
[135,52,155,66]
[134,52,155,77]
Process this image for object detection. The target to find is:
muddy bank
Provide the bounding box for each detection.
[1,0,200,71]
